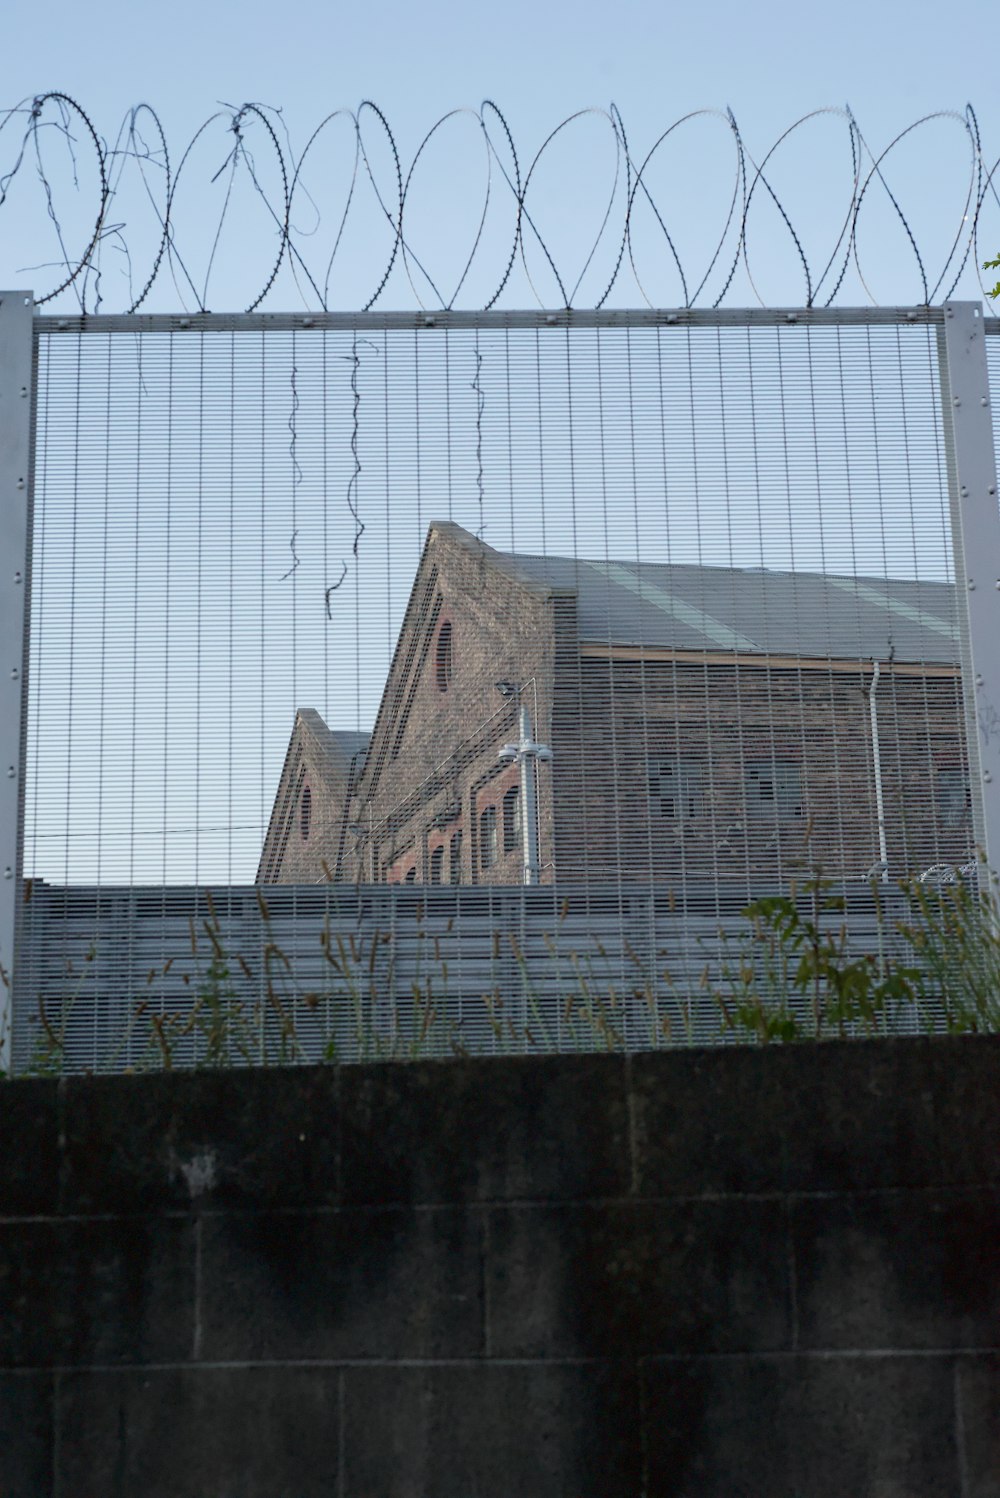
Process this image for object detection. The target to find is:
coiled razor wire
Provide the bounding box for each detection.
[2,94,999,312]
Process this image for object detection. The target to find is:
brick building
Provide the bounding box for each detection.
[257,711,369,884]
[259,523,972,889]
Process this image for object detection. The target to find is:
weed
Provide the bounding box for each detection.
[8,863,999,1074]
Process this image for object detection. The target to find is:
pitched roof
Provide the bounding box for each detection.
[501,550,959,665]
[296,711,370,784]
[327,728,372,760]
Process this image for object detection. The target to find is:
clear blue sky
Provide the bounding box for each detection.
[3,0,999,310]
[4,0,994,142]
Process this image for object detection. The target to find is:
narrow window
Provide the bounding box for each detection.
[746,760,802,819]
[429,845,445,884]
[936,767,971,829]
[480,806,498,871]
[503,785,522,854]
[300,784,312,841]
[404,866,417,884]
[449,829,463,885]
[648,758,703,820]
[435,621,453,692]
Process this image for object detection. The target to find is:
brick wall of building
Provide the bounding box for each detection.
[259,714,361,884]
[262,530,970,895]
[551,656,969,886]
[356,527,562,885]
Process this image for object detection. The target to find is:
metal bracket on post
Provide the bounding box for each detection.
[0,292,33,1072]
[938,301,1000,874]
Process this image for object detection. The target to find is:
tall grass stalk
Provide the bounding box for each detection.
[8,864,1000,1075]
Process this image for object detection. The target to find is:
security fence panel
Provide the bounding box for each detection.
[0,291,32,1069]
[7,305,1000,1071]
[16,880,935,1068]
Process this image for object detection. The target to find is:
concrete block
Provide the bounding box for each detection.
[957,1355,1000,1498]
[56,1365,341,1497]
[630,1038,966,1198]
[643,1353,960,1496]
[342,1361,641,1498]
[0,1216,195,1367]
[486,1198,791,1358]
[793,1189,1000,1350]
[929,1039,1000,1188]
[0,1372,53,1498]
[341,1053,630,1205]
[58,1067,341,1214]
[0,1077,62,1215]
[198,1205,483,1361]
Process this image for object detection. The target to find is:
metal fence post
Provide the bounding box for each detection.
[0,292,33,1071]
[938,301,1000,873]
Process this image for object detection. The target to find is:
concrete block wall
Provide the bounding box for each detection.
[1,1037,999,1495]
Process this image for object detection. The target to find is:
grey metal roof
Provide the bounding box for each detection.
[327,729,371,759]
[296,711,370,783]
[505,552,960,664]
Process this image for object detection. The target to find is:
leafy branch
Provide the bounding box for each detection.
[985,253,1000,300]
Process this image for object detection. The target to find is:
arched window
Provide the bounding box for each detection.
[449,829,463,885]
[480,806,498,871]
[300,784,312,841]
[435,621,453,691]
[429,845,445,884]
[404,866,417,884]
[503,785,521,854]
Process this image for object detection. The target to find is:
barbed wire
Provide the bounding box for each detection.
[2,94,999,312]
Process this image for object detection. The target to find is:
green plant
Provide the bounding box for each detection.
[26,942,98,1075]
[898,866,1000,1033]
[0,958,10,1078]
[985,254,1000,300]
[711,875,920,1044]
[11,861,1000,1074]
[710,859,1000,1045]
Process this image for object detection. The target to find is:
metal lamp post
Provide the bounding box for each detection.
[499,704,552,885]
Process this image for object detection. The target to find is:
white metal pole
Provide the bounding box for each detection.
[520,704,540,885]
[868,661,889,880]
[0,292,34,1073]
[938,303,1000,875]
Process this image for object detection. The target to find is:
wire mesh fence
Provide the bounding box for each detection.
[17,881,949,1072]
[6,304,1000,1070]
